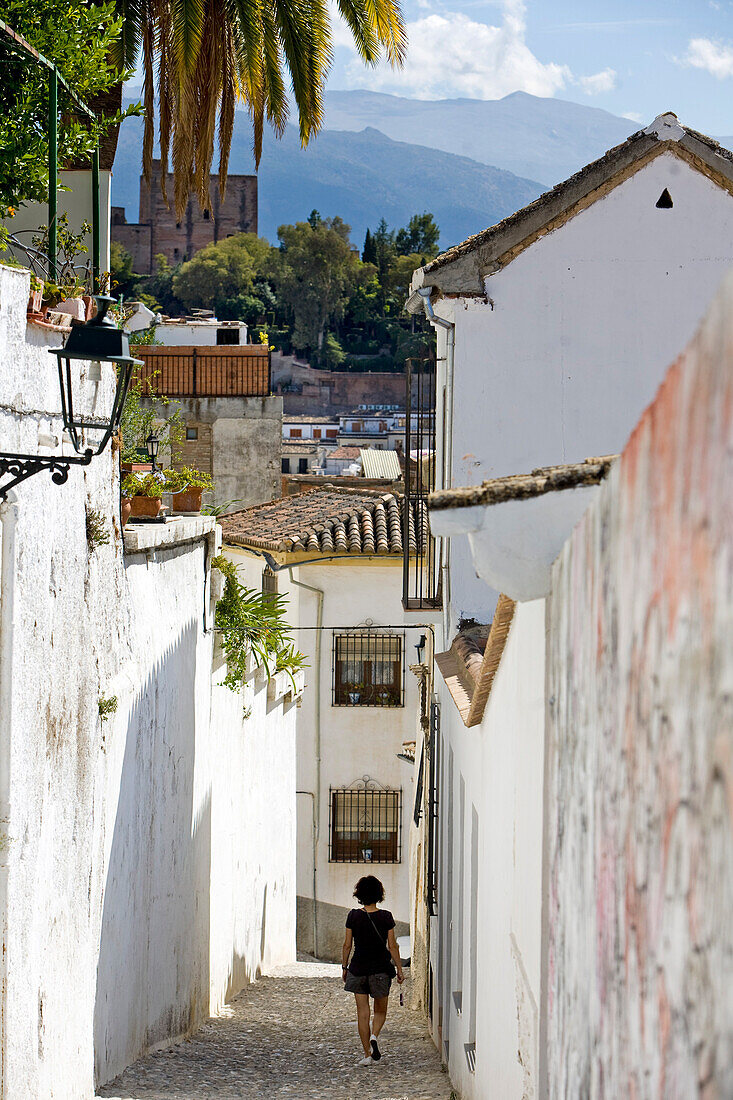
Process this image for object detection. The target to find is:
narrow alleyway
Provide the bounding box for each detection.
[98,960,452,1100]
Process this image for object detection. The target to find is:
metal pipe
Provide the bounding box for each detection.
[48,66,57,282]
[296,791,318,962]
[0,491,19,1097]
[288,569,324,958]
[91,144,100,292]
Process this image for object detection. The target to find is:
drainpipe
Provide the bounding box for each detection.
[417,288,455,637]
[0,492,19,1097]
[288,569,323,958]
[296,791,318,961]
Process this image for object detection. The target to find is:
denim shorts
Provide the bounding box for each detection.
[344,970,393,998]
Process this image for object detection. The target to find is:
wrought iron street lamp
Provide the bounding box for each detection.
[0,296,142,500]
[145,430,160,473]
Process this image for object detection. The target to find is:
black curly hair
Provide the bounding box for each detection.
[353,875,385,905]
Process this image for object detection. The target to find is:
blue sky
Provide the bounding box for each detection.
[329,0,733,134]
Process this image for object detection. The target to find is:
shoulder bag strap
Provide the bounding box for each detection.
[364,911,393,967]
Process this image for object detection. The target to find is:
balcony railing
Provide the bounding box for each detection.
[402,356,441,610]
[132,345,271,397]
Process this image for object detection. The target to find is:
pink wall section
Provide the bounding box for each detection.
[546,273,733,1097]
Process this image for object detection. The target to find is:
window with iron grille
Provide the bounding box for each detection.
[403,357,441,609]
[329,783,402,863]
[333,631,404,707]
[262,566,278,595]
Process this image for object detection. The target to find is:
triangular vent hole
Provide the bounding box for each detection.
[656,188,673,209]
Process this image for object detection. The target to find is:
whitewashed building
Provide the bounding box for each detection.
[403,115,733,1099]
[0,263,298,1098]
[219,488,441,960]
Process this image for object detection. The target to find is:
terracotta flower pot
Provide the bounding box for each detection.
[130,495,162,518]
[27,287,43,316]
[121,497,132,527]
[172,486,203,513]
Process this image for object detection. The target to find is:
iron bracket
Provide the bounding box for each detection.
[0,449,93,501]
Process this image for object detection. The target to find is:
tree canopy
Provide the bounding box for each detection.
[115,209,437,369]
[0,0,131,218]
[120,0,407,218]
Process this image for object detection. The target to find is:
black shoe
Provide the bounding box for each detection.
[370,1037,381,1061]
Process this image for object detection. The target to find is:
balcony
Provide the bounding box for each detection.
[132,344,271,397]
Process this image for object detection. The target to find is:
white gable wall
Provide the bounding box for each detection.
[434,151,733,622]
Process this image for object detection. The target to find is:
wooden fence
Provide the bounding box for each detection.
[131,345,271,397]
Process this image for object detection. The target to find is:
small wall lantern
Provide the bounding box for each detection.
[415,634,427,665]
[145,430,160,473]
[0,296,142,500]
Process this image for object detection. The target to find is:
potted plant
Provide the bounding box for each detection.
[27,274,43,318]
[121,471,166,518]
[347,681,365,704]
[168,466,214,513]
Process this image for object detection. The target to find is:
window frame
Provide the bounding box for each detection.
[329,782,402,864]
[332,630,405,708]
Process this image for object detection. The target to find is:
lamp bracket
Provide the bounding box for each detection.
[0,450,93,501]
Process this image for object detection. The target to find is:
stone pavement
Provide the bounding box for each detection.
[98,960,453,1100]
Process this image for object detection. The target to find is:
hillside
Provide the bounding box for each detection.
[323,90,635,187]
[112,112,545,251]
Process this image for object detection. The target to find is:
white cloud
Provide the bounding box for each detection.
[681,37,733,78]
[578,67,617,95]
[337,0,571,100]
[623,111,643,123]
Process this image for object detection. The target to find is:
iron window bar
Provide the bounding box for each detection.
[332,628,405,707]
[329,778,402,864]
[426,700,440,915]
[403,356,441,610]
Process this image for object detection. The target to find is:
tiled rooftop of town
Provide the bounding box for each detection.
[219,486,428,555]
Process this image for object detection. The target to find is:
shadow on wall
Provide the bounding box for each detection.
[93,618,211,1088]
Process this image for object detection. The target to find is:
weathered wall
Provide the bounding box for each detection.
[546,272,733,1097]
[113,160,257,274]
[0,265,296,1098]
[164,396,283,508]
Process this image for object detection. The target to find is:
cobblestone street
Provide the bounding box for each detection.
[98,961,453,1100]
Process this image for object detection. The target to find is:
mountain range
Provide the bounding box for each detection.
[113,91,713,253]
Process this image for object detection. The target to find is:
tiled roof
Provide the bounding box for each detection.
[219,486,428,555]
[429,457,616,511]
[435,596,516,727]
[327,446,361,461]
[408,114,733,298]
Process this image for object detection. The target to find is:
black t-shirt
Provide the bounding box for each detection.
[346,908,395,975]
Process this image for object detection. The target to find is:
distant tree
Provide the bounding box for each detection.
[362,227,377,265]
[110,241,137,298]
[395,213,440,257]
[274,217,366,352]
[385,252,425,294]
[172,234,275,319]
[372,218,396,281]
[308,210,323,230]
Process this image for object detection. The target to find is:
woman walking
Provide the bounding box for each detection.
[341,875,405,1066]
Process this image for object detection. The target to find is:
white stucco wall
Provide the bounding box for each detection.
[0,265,296,1098]
[430,599,546,1100]
[3,169,112,274]
[433,152,733,625]
[226,549,434,960]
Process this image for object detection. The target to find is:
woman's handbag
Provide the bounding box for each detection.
[365,912,397,978]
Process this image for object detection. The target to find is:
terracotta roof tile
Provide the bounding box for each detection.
[435,596,516,727]
[328,446,361,461]
[429,457,616,511]
[220,486,427,556]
